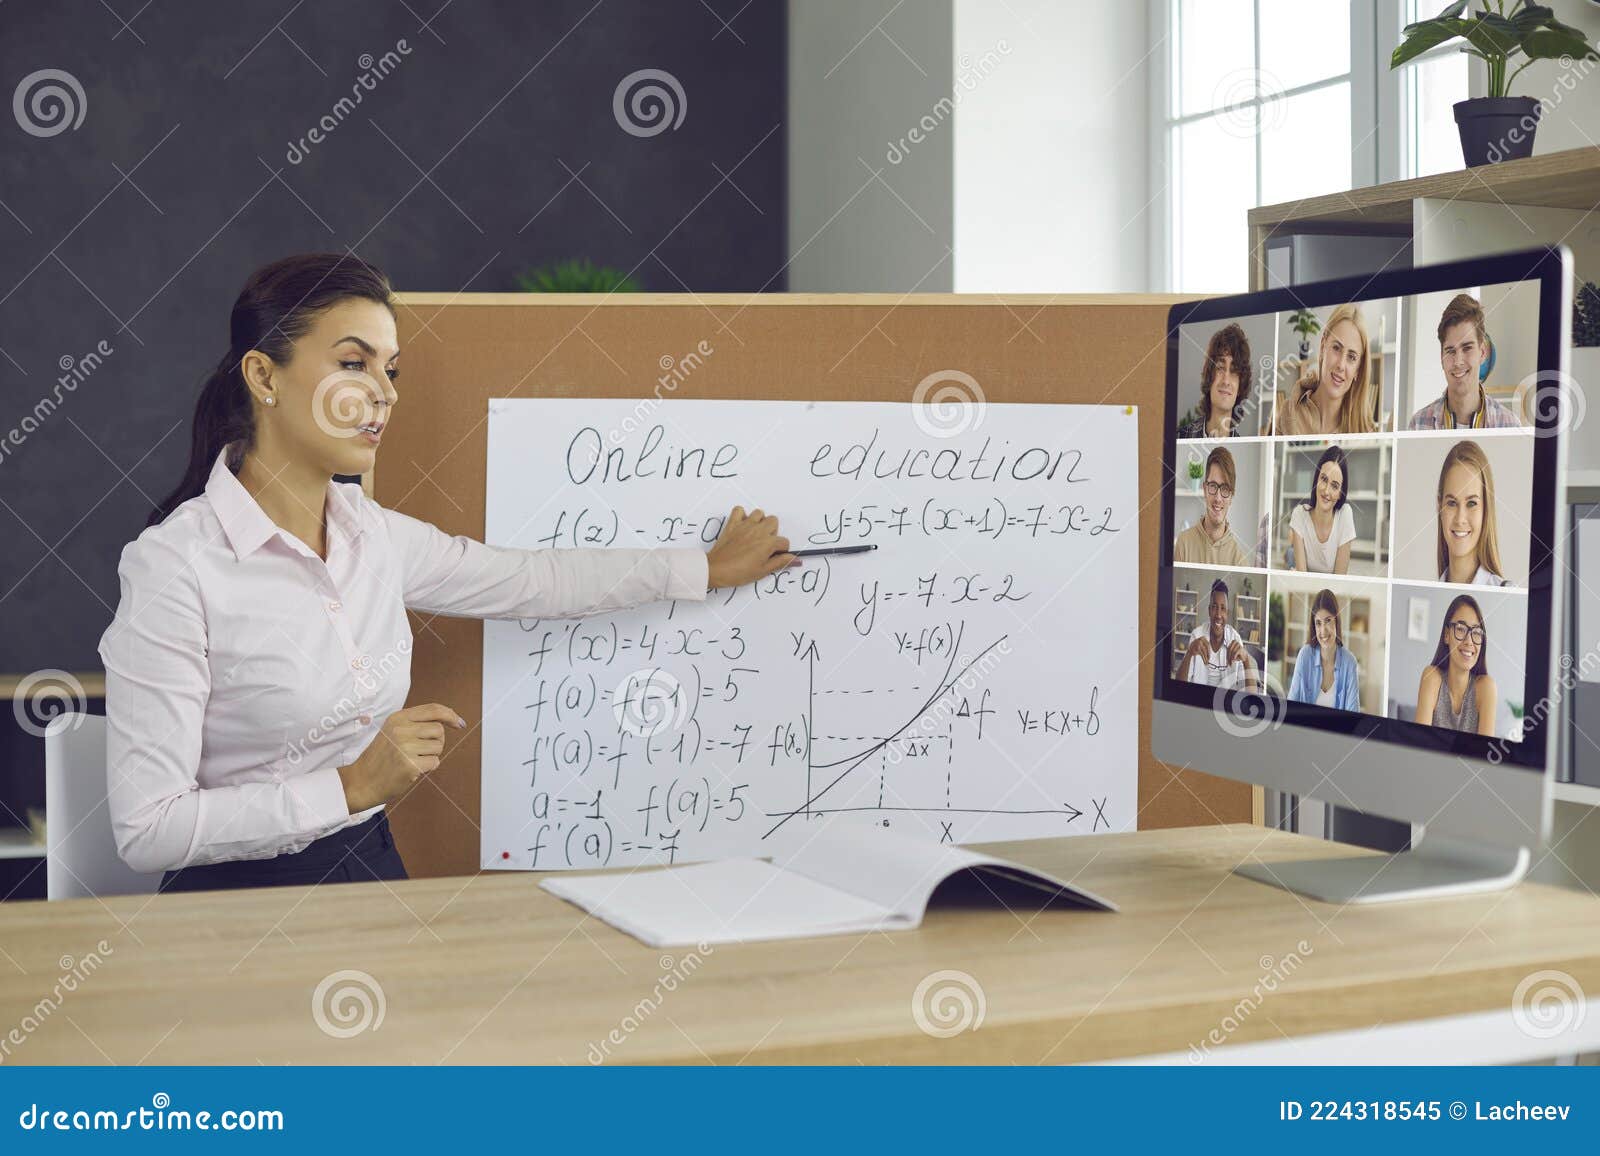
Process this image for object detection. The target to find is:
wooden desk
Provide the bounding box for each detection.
[3,825,1597,1065]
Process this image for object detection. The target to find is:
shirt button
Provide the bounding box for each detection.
[358,715,372,726]
[350,658,363,670]
[327,600,342,612]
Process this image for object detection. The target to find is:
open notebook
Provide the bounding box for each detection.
[539,824,1117,947]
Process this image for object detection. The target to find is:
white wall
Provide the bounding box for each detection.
[787,0,955,292]
[951,0,1152,292]
[1481,0,1600,156]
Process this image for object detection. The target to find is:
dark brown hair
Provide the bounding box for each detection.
[1199,323,1253,427]
[1430,593,1489,678]
[148,253,394,526]
[1308,588,1343,648]
[1300,444,1350,513]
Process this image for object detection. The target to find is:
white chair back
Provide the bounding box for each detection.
[44,713,160,900]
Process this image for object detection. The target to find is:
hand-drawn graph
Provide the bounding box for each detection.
[480,399,1137,869]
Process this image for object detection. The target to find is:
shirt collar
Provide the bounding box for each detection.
[205,444,366,561]
[1442,387,1485,429]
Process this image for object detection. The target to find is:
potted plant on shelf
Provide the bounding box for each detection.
[1390,0,1599,167]
[1288,308,1321,362]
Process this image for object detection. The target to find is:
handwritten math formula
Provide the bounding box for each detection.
[481,399,1137,870]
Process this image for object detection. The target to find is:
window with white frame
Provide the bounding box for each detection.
[1396,0,1471,178]
[1157,0,1480,291]
[1158,0,1382,293]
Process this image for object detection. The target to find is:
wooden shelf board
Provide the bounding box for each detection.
[0,671,106,701]
[1248,146,1600,234]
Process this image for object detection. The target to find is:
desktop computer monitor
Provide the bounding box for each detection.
[1153,246,1573,902]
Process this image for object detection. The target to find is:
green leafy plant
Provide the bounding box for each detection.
[1391,1,1598,98]
[515,259,641,293]
[1575,281,1600,348]
[1287,307,1321,361]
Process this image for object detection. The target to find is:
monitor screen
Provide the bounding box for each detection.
[1157,253,1566,773]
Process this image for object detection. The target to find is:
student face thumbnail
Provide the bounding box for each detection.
[1436,441,1507,586]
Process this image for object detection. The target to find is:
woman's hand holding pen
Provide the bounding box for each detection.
[337,703,467,813]
[706,506,797,589]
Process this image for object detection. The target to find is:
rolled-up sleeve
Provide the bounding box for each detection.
[97,537,350,874]
[380,507,709,619]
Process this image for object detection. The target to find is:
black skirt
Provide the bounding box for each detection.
[158,811,408,893]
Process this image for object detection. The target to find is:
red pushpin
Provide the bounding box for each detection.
[501,851,510,860]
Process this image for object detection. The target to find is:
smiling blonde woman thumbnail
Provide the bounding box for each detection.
[1173,446,1252,567]
[1286,589,1360,711]
[1177,323,1254,439]
[1288,444,1356,575]
[1274,303,1378,436]
[1414,594,1498,736]
[1435,439,1510,586]
[97,253,798,893]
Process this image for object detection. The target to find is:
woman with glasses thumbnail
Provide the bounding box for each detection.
[1287,588,1360,711]
[1288,445,1355,575]
[1174,446,1251,566]
[1415,594,1497,736]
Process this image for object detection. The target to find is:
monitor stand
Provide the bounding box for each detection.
[1234,827,1530,904]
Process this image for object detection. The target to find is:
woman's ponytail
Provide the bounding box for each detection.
[146,252,393,528]
[146,351,254,526]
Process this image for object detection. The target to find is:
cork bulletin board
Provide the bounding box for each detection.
[377,293,1253,878]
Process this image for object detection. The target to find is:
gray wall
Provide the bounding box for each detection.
[0,0,787,672]
[788,0,953,291]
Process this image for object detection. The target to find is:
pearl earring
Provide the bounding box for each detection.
[263,396,276,407]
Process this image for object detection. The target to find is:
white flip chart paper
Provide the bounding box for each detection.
[481,398,1138,869]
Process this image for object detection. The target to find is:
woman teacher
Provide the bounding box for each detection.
[98,253,798,892]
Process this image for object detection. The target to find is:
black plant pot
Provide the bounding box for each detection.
[1453,96,1541,167]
